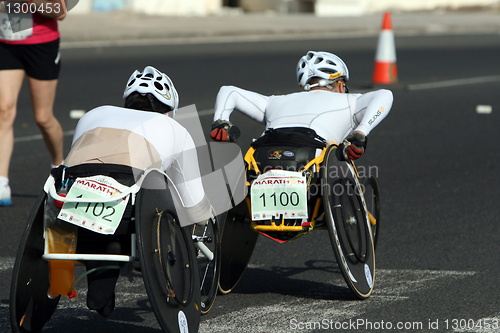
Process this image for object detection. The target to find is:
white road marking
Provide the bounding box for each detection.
[476,105,492,114]
[14,130,75,143]
[407,75,500,91]
[69,110,86,119]
[199,269,475,333]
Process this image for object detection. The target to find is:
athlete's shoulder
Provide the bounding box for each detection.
[271,90,307,99]
[84,106,162,118]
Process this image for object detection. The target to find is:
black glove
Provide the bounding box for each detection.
[210,120,241,142]
[341,131,367,160]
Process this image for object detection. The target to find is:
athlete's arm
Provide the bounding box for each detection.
[352,89,393,136]
[213,86,270,124]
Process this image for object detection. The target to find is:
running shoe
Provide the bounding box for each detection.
[0,185,12,206]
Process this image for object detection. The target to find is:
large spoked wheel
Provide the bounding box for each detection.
[218,199,258,294]
[322,146,375,300]
[192,214,220,314]
[136,171,201,333]
[10,192,60,333]
[363,175,381,250]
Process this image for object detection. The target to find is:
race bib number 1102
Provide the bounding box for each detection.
[57,175,130,235]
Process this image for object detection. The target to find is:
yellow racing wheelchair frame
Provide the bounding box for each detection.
[219,143,380,299]
[244,145,377,240]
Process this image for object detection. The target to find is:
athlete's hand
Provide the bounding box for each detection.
[342,131,367,160]
[210,120,241,142]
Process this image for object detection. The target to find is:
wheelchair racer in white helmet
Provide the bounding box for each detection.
[211,50,393,161]
[61,66,212,317]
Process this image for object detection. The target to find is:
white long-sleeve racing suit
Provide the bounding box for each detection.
[213,86,393,145]
[64,105,210,223]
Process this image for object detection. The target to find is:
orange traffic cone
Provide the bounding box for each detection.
[372,12,398,85]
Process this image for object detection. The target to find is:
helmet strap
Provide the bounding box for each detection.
[304,79,337,92]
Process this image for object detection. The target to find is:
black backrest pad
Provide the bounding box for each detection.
[251,127,326,173]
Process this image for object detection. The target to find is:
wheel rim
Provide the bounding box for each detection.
[321,146,375,299]
[363,176,380,250]
[337,178,369,264]
[155,212,195,306]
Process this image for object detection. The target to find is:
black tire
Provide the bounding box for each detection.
[322,146,375,299]
[363,175,380,250]
[192,214,220,314]
[10,191,60,333]
[136,171,200,333]
[218,200,258,294]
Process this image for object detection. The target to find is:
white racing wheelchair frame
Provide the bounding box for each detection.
[10,167,220,333]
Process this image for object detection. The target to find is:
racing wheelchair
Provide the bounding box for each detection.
[218,128,380,299]
[10,164,220,333]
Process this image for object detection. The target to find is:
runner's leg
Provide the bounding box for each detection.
[27,76,64,167]
[0,69,25,178]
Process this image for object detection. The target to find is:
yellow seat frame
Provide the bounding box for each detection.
[243,145,374,240]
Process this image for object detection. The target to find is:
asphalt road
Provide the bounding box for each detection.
[1,33,500,332]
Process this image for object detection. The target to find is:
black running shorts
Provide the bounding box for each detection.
[0,38,61,80]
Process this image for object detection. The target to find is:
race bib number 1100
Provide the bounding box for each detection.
[250,170,308,221]
[57,175,130,235]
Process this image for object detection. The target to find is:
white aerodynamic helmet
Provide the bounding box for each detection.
[123,66,179,114]
[296,51,349,90]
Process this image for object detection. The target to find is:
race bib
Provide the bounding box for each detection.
[0,2,33,41]
[251,170,308,221]
[57,175,130,235]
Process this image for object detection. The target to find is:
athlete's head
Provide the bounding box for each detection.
[297,51,349,93]
[123,66,179,116]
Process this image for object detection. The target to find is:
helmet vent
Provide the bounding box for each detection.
[139,83,148,87]
[154,82,163,90]
[314,57,323,64]
[144,73,154,78]
[164,83,170,91]
[128,79,136,86]
[326,60,336,66]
